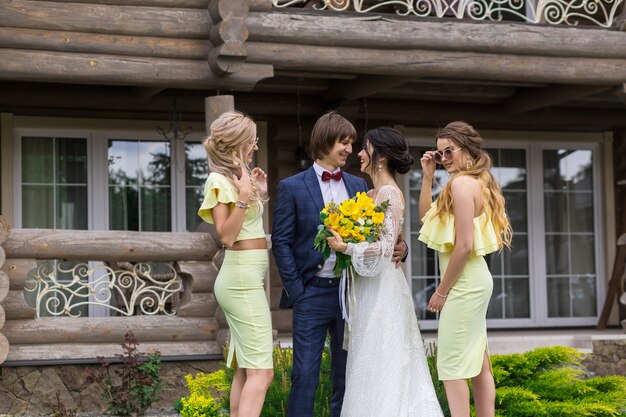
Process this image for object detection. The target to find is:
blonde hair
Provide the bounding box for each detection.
[434,121,512,249]
[202,111,267,205]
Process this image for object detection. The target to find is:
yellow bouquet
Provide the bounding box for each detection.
[313,192,389,277]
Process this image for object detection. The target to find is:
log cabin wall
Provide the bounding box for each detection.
[0,217,226,364]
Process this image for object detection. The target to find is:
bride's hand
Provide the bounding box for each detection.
[326,228,348,253]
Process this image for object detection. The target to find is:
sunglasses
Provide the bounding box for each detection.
[433,147,462,164]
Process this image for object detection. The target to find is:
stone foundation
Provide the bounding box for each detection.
[0,360,222,416]
[583,339,626,377]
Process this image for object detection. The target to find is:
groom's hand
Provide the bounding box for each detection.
[393,232,409,267]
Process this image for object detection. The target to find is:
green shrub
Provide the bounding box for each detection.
[179,343,626,417]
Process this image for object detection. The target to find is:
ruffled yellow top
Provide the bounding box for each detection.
[198,172,266,241]
[418,202,500,257]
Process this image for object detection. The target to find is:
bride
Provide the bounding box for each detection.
[326,127,444,417]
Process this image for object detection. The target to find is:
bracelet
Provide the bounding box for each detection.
[435,289,448,299]
[234,200,249,209]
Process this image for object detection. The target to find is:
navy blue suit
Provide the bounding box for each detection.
[272,166,367,417]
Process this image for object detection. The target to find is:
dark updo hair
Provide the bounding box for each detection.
[362,127,414,175]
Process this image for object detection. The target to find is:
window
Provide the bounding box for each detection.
[185,142,208,232]
[21,136,88,230]
[108,139,172,232]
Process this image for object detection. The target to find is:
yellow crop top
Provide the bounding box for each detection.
[418,202,500,257]
[198,172,266,241]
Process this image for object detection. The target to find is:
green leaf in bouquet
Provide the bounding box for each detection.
[375,199,390,212]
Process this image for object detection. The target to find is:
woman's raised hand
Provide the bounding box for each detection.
[251,167,268,196]
[326,228,348,253]
[420,151,437,179]
[232,168,253,200]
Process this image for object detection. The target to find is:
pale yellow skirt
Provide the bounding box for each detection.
[214,249,273,369]
[437,253,492,380]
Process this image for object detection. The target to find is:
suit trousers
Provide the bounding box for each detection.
[288,284,347,417]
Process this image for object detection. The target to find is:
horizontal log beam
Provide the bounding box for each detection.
[3,316,217,344]
[3,290,36,320]
[31,0,270,11]
[0,271,8,302]
[506,85,612,114]
[614,84,626,105]
[247,11,626,59]
[177,292,218,317]
[0,0,211,38]
[362,99,626,129]
[1,259,37,291]
[31,0,210,7]
[0,49,273,90]
[324,75,413,101]
[246,42,626,85]
[3,229,221,262]
[178,261,218,293]
[6,340,222,362]
[0,27,209,60]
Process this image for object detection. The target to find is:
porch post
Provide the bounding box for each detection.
[205,95,235,134]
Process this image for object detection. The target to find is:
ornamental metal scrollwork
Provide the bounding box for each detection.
[24,261,183,318]
[271,0,625,27]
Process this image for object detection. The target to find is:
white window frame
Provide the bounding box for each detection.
[400,127,609,329]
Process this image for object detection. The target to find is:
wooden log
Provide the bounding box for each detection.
[0,27,209,60]
[246,42,626,85]
[506,85,612,114]
[5,340,222,362]
[0,49,273,91]
[247,0,272,12]
[0,333,8,364]
[0,271,9,303]
[0,305,5,329]
[0,217,11,245]
[358,99,626,129]
[3,290,36,320]
[178,261,218,293]
[210,18,248,45]
[206,95,235,133]
[208,40,248,75]
[208,0,249,23]
[3,316,218,344]
[177,292,218,317]
[324,75,413,101]
[0,247,4,269]
[33,0,210,8]
[0,0,211,39]
[3,229,221,262]
[247,11,626,59]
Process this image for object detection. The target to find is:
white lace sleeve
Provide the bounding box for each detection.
[345,186,404,277]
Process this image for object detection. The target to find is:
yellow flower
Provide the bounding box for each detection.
[321,208,329,215]
[363,226,371,235]
[372,212,385,224]
[338,226,351,238]
[339,199,359,217]
[340,218,354,229]
[356,192,373,211]
[327,213,342,230]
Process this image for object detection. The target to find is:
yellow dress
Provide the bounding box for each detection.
[198,173,272,369]
[418,203,499,380]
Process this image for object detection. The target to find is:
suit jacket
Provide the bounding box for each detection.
[271,166,368,308]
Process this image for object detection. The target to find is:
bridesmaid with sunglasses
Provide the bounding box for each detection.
[418,121,512,417]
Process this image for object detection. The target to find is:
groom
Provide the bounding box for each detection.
[271,111,407,417]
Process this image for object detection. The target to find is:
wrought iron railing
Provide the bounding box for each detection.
[272,0,625,28]
[24,261,183,318]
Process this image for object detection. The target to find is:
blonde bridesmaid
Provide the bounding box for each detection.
[198,111,273,417]
[418,121,512,417]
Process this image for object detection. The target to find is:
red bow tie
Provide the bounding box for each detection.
[321,171,343,182]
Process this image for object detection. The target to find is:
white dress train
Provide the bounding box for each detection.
[341,185,444,417]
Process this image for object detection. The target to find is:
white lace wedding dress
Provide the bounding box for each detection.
[341,185,444,417]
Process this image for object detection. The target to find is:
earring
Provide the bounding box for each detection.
[378,164,383,172]
[232,151,239,166]
[466,159,473,170]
